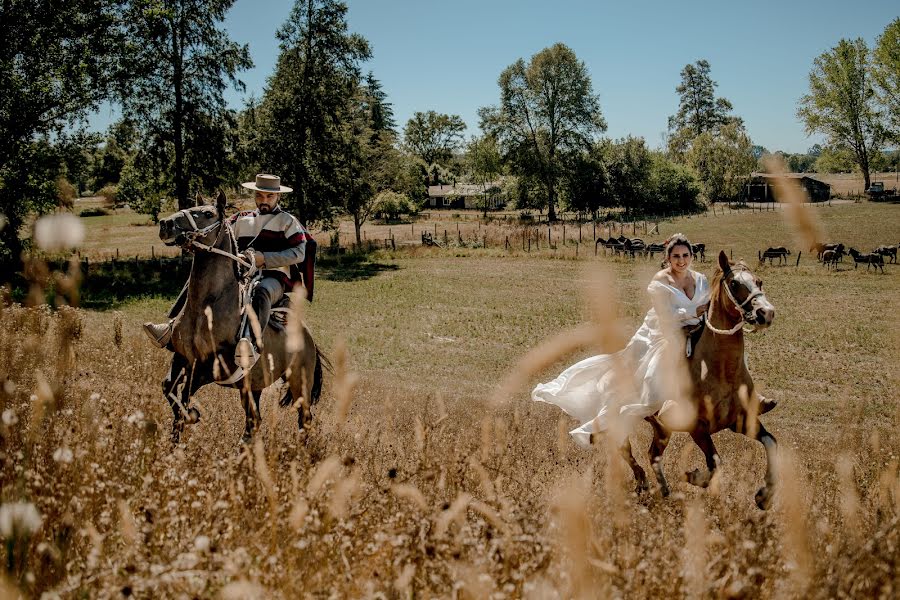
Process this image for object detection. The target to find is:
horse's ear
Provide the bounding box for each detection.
[216,190,226,213]
[195,191,203,207]
[718,250,730,272]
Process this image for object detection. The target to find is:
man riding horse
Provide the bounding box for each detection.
[143,173,315,371]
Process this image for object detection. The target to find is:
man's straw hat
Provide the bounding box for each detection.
[241,173,293,193]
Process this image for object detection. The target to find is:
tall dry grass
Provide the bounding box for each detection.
[0,208,899,598]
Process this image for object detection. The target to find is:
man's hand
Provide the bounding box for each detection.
[254,253,265,268]
[696,302,709,317]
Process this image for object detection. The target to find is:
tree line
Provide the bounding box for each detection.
[2,2,899,275]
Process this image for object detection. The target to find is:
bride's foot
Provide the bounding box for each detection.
[758,394,778,414]
[143,320,173,348]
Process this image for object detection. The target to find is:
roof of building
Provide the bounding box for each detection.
[749,172,830,187]
[427,182,501,197]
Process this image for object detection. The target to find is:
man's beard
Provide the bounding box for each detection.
[258,204,273,214]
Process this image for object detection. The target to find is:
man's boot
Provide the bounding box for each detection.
[143,320,174,348]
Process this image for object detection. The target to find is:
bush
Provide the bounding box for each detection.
[78,208,111,217]
[374,191,415,221]
[56,176,77,210]
[97,185,118,209]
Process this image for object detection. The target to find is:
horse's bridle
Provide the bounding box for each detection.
[706,265,765,335]
[168,207,252,269]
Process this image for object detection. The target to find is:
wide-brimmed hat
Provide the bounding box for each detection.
[241,173,293,193]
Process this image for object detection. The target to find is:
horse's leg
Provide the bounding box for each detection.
[753,421,777,510]
[619,437,649,494]
[685,430,719,488]
[645,416,672,497]
[163,354,190,443]
[240,389,263,444]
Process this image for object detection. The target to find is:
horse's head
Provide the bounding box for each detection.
[158,191,227,247]
[716,250,775,329]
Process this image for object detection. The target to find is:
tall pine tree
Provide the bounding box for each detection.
[257,0,370,225]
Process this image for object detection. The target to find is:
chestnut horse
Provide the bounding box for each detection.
[622,251,778,509]
[156,192,327,444]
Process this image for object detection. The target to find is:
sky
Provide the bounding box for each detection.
[89,0,899,154]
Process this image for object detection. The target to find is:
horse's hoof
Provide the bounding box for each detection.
[686,469,711,488]
[755,486,773,510]
[186,407,201,424]
[635,480,650,495]
[659,484,671,498]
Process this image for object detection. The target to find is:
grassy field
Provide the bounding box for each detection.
[1,202,899,597]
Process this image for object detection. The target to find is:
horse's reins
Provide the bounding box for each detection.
[175,208,253,270]
[705,265,764,336]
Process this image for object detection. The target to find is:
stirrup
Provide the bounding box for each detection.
[235,337,260,370]
[143,320,173,348]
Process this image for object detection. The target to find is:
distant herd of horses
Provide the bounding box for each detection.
[595,236,707,261]
[762,242,899,272]
[594,234,897,274]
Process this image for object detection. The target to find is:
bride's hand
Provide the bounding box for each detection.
[696,303,709,317]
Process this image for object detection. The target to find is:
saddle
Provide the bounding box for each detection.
[683,319,705,358]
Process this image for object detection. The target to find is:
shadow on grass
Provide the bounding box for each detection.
[317,252,400,282]
[10,250,398,310]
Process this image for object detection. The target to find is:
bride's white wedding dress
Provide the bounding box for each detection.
[532,270,710,446]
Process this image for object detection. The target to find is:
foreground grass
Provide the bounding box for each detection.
[1,203,898,597]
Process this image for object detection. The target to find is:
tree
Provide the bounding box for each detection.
[562,143,610,217]
[466,135,503,215]
[685,122,755,202]
[117,0,252,211]
[257,0,371,225]
[0,0,119,273]
[403,111,466,167]
[481,43,606,221]
[798,38,883,190]
[604,137,654,216]
[648,152,701,214]
[667,60,741,156]
[339,77,401,244]
[872,18,900,144]
[813,145,857,173]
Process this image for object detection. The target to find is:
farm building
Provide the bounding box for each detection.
[426,182,504,209]
[745,172,831,202]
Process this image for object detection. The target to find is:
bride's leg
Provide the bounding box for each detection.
[646,416,672,497]
[619,438,649,494]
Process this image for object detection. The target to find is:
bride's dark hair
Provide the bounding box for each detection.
[664,233,692,258]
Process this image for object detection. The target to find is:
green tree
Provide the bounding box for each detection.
[403,111,466,167]
[0,0,119,273]
[466,135,503,215]
[257,0,370,225]
[339,77,401,244]
[667,60,741,156]
[798,38,883,190]
[685,122,755,202]
[481,43,606,221]
[604,136,654,216]
[872,18,900,144]
[813,145,857,173]
[117,0,251,211]
[562,143,610,218]
[648,152,701,214]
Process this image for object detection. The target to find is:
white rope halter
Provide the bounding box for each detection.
[705,266,763,336]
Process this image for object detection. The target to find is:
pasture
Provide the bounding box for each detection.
[1,202,899,598]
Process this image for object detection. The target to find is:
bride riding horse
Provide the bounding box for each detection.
[156,191,326,443]
[622,250,779,509]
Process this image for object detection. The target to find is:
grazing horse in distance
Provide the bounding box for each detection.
[874,245,897,264]
[761,246,790,265]
[822,248,843,270]
[690,243,706,262]
[621,251,779,509]
[155,192,328,444]
[848,247,885,273]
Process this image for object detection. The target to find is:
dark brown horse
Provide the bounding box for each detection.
[157,192,327,443]
[622,251,778,509]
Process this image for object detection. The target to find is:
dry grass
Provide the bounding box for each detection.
[0,202,899,597]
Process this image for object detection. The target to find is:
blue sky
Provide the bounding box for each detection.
[90,0,898,153]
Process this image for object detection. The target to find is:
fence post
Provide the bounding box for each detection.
[528,237,531,252]
[444,229,448,245]
[575,242,579,258]
[796,251,802,267]
[563,224,566,245]
[151,246,155,258]
[547,226,551,247]
[506,236,510,250]
[730,249,733,260]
